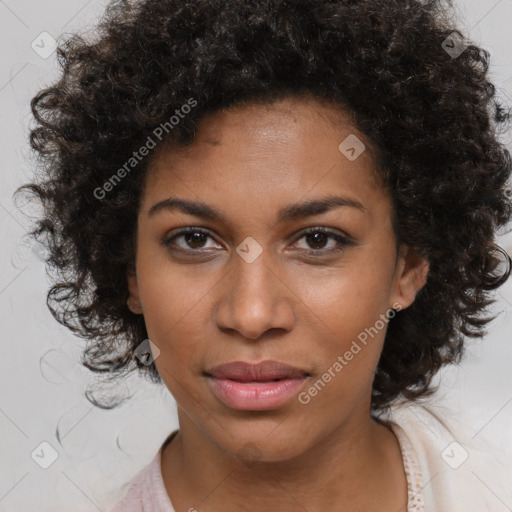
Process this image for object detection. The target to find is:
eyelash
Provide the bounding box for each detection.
[162,227,352,255]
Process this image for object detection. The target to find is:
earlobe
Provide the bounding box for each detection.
[126,268,143,314]
[391,244,429,310]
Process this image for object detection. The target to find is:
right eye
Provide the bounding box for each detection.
[162,228,222,253]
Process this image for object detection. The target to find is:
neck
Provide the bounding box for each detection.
[161,407,407,511]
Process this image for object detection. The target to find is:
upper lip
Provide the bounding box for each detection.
[205,360,309,381]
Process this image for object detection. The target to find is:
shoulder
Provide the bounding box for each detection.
[109,430,179,512]
[379,401,512,512]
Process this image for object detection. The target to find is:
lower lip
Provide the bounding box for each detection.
[207,376,308,410]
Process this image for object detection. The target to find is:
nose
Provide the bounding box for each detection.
[214,251,295,341]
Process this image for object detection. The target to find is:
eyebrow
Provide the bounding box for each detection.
[147,195,366,222]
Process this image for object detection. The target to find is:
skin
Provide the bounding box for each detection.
[127,95,429,511]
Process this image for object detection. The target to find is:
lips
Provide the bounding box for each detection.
[204,360,310,411]
[205,360,309,381]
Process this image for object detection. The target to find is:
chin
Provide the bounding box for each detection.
[212,422,310,464]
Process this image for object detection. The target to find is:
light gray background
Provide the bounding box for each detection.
[1,1,512,511]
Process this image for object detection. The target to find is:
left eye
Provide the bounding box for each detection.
[292,228,350,253]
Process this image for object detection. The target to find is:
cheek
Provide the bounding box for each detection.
[295,272,390,414]
[292,253,394,336]
[136,244,215,337]
[134,253,218,388]
[289,256,394,395]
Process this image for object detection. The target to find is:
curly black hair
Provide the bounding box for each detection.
[16,0,512,412]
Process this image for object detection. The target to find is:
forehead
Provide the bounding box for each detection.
[141,96,390,224]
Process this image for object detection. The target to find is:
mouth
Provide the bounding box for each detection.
[204,359,310,380]
[204,360,310,411]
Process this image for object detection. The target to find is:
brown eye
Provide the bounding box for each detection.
[293,227,352,253]
[163,228,220,252]
[304,231,330,250]
[182,231,208,249]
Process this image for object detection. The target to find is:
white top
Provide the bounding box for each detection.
[110,402,512,511]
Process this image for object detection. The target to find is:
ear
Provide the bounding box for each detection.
[390,244,429,310]
[127,267,143,315]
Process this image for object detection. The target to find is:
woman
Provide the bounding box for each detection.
[17,0,512,510]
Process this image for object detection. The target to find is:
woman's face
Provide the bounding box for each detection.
[127,96,428,461]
